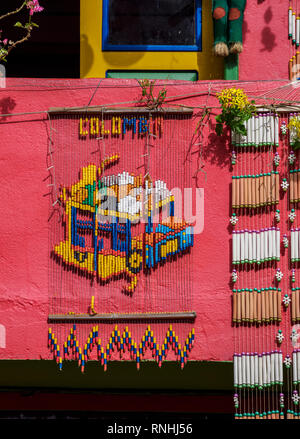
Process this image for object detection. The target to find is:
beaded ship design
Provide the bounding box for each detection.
[54,154,194,293]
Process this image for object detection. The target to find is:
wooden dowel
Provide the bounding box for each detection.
[291,171,296,203]
[262,290,266,323]
[248,175,252,209]
[237,291,241,324]
[232,177,236,208]
[264,174,268,206]
[251,174,255,209]
[245,289,250,322]
[49,106,193,115]
[277,289,282,322]
[293,56,296,80]
[296,289,300,322]
[266,173,271,205]
[236,176,240,208]
[260,174,265,206]
[257,292,262,324]
[233,290,237,323]
[239,176,243,208]
[259,174,264,206]
[290,172,298,203]
[242,176,248,207]
[253,289,257,323]
[265,289,270,323]
[249,289,254,323]
[271,172,276,205]
[269,289,274,322]
[255,175,259,208]
[273,288,277,322]
[275,172,280,204]
[241,289,246,322]
[48,311,197,322]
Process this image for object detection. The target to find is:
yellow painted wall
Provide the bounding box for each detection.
[80,0,224,80]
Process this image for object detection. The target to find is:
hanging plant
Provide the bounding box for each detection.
[137,79,167,110]
[288,116,300,150]
[215,88,256,136]
[0,0,44,63]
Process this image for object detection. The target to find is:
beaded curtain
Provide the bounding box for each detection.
[231,111,300,420]
[289,0,300,80]
[47,111,195,371]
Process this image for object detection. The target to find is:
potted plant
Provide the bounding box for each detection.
[215,88,256,136]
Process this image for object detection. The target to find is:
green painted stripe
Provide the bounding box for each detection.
[224,54,239,80]
[106,70,198,81]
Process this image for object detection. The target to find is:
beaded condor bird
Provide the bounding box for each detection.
[212,0,246,57]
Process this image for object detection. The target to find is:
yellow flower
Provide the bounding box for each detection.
[217,87,251,110]
[288,116,300,138]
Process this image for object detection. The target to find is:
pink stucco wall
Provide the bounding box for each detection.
[240,0,289,80]
[0,78,288,362]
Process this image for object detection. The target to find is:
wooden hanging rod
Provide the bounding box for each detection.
[48,311,196,323]
[255,105,300,112]
[48,106,194,115]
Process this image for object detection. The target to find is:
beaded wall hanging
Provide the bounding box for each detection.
[289,0,300,79]
[47,108,196,372]
[231,109,300,419]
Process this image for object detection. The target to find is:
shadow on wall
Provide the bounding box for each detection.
[80,34,95,78]
[260,5,277,52]
[242,20,249,45]
[81,32,146,77]
[198,0,224,80]
[0,97,16,121]
[260,27,277,53]
[243,2,276,54]
[203,130,231,169]
[102,51,145,68]
[189,111,231,190]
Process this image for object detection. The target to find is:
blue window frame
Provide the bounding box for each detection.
[102,0,202,52]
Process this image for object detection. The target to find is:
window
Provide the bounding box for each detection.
[102,0,202,52]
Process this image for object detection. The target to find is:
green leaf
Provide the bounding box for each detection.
[237,126,247,136]
[293,139,300,150]
[14,22,23,28]
[30,22,39,28]
[215,123,223,136]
